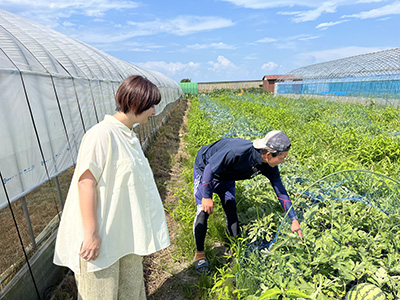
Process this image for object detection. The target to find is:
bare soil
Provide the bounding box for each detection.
[0,165,74,288]
[143,99,201,299]
[46,98,200,299]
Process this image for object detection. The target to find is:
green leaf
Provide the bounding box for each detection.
[286,288,312,299]
[258,288,282,299]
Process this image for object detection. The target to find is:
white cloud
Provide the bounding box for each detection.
[244,54,258,60]
[297,35,320,41]
[65,15,234,45]
[2,0,140,18]
[221,0,389,9]
[316,19,349,29]
[355,0,389,3]
[220,0,326,9]
[274,34,320,49]
[254,34,319,50]
[4,2,234,37]
[256,37,277,43]
[135,61,201,76]
[277,11,302,16]
[343,1,400,19]
[285,2,338,22]
[294,46,386,67]
[221,0,395,22]
[208,55,237,71]
[127,16,234,36]
[77,31,145,44]
[97,41,164,53]
[0,0,140,30]
[62,21,75,27]
[261,61,279,71]
[187,42,236,50]
[222,0,344,23]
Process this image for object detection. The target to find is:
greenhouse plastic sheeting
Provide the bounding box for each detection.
[276,78,400,98]
[0,9,183,209]
[276,48,400,100]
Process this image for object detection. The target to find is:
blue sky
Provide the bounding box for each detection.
[1,0,399,82]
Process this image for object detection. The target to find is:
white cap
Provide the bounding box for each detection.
[253,130,291,152]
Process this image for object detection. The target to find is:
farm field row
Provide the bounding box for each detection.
[175,91,400,299]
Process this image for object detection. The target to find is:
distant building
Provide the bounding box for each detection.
[262,75,296,92]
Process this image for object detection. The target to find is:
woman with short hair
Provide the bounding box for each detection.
[54,75,170,300]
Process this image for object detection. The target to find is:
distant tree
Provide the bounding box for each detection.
[180,78,191,82]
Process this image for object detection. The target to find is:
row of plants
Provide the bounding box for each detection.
[173,92,400,299]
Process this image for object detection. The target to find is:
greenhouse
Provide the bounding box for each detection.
[275,48,400,104]
[0,9,182,299]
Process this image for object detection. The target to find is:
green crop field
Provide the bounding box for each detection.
[174,91,400,299]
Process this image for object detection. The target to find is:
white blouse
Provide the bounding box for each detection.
[53,115,170,274]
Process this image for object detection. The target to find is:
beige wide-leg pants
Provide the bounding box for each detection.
[75,254,146,300]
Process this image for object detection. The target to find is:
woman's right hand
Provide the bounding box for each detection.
[78,170,101,261]
[79,233,101,261]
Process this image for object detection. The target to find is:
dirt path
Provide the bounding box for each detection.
[144,99,200,299]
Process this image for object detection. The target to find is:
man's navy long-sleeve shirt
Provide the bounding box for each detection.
[194,138,297,220]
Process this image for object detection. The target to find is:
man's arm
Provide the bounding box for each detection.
[291,219,302,239]
[269,175,303,239]
[201,164,214,214]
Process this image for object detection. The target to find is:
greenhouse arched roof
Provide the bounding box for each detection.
[0,9,177,83]
[285,48,400,80]
[0,9,183,209]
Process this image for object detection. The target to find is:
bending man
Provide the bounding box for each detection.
[193,130,302,275]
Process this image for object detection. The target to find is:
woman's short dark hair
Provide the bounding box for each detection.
[115,75,161,114]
